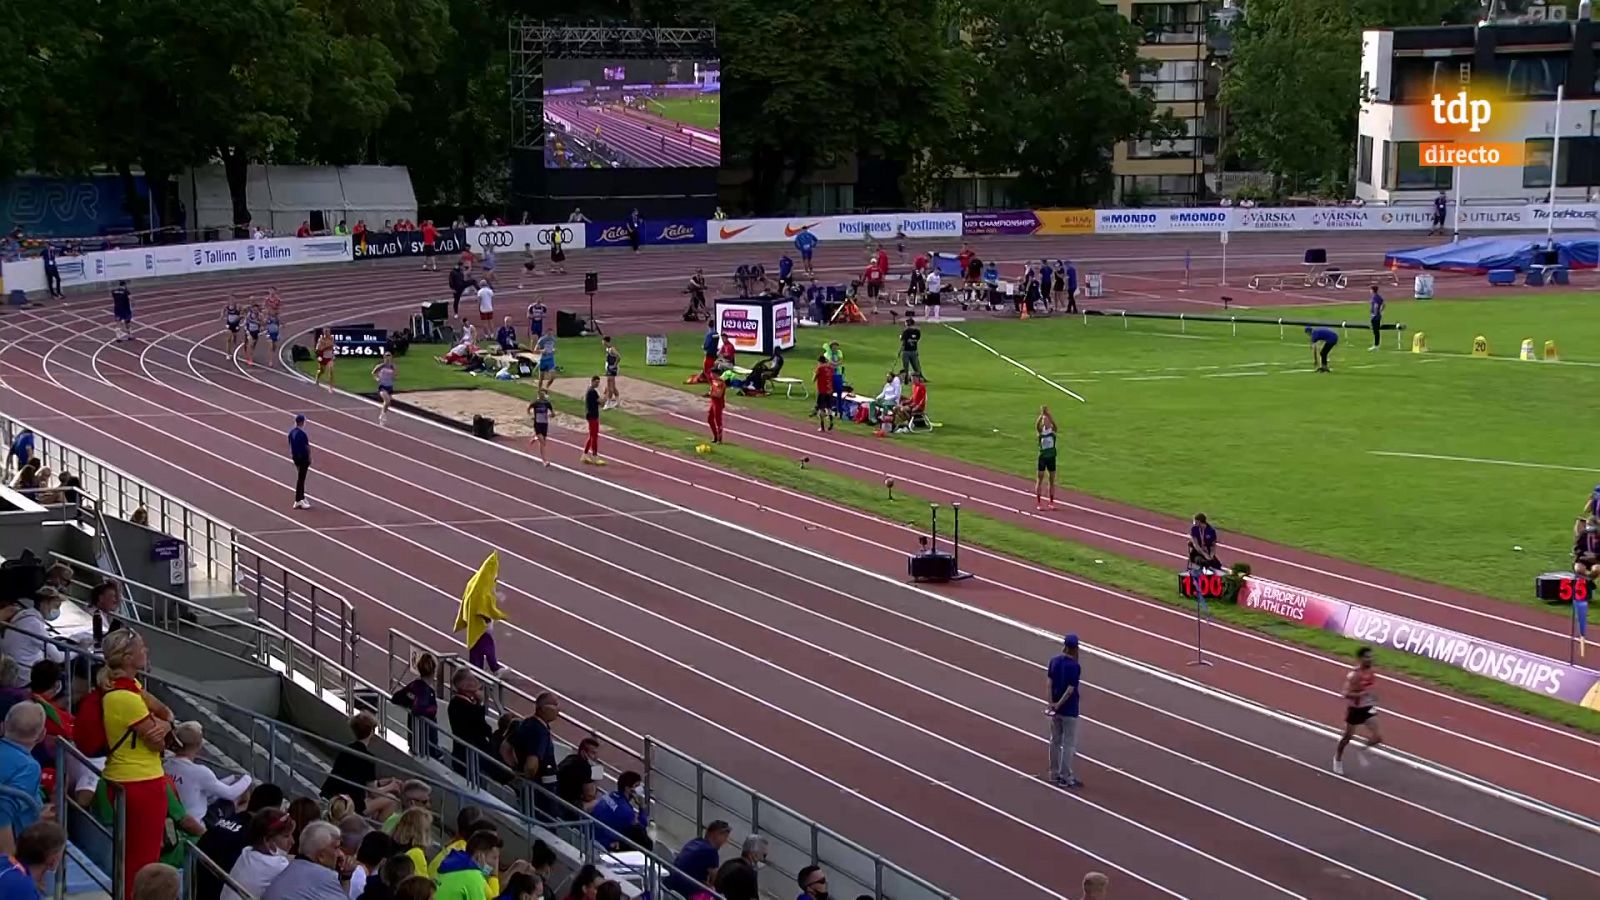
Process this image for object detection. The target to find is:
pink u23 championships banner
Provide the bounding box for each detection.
[1237,578,1600,710]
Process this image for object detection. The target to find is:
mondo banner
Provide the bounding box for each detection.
[466,224,586,253]
[587,219,707,248]
[1239,577,1600,709]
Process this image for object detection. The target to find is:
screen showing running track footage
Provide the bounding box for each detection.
[543,58,722,169]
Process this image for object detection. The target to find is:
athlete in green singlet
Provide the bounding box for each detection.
[1036,405,1058,511]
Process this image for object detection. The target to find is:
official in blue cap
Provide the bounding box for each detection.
[287,414,312,509]
[1046,633,1083,788]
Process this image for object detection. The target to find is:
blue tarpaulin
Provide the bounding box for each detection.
[1385,235,1600,272]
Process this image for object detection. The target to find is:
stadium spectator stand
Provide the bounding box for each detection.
[0,414,948,900]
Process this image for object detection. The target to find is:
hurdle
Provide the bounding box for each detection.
[1084,309,1409,348]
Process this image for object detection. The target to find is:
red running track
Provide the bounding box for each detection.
[0,239,1596,899]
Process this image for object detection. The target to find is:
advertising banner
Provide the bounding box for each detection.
[1035,209,1096,235]
[466,224,586,254]
[827,213,962,241]
[716,301,765,352]
[354,228,467,260]
[1093,210,1163,234]
[708,219,815,244]
[30,236,355,293]
[1230,208,1302,232]
[772,299,796,350]
[964,211,1041,236]
[587,219,707,248]
[1238,577,1600,710]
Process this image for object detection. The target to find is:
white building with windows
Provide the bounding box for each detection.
[1356,16,1600,205]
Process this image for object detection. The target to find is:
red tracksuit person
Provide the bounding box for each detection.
[581,377,606,465]
[708,375,727,443]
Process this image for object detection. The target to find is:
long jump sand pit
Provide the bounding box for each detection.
[395,388,585,436]
[542,375,708,417]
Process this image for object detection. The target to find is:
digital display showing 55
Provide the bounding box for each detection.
[332,327,387,357]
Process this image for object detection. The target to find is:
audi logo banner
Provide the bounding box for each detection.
[465,224,587,253]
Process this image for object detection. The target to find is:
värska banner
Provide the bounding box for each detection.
[1238,577,1600,709]
[587,219,707,248]
[466,224,586,253]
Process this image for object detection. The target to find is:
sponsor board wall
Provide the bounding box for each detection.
[709,213,963,245]
[1093,204,1600,234]
[2,236,353,294]
[587,219,708,248]
[1238,577,1600,709]
[465,224,587,254]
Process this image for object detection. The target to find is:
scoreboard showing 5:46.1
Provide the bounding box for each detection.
[331,326,388,357]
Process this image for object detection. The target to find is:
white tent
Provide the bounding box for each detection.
[180,164,417,235]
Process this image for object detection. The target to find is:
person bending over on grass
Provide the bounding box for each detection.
[1305,325,1339,373]
[1035,406,1058,511]
[1575,518,1600,580]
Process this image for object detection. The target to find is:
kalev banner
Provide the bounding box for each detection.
[587,219,707,248]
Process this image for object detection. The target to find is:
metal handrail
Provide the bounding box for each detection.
[646,736,956,900]
[11,417,953,897]
[0,414,359,655]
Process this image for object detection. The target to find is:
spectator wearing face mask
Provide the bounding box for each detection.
[433,831,502,900]
[194,784,286,900]
[796,865,831,900]
[221,809,296,900]
[712,835,767,900]
[553,737,600,809]
[588,771,648,850]
[0,590,66,685]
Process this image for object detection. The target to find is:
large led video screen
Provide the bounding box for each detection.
[543,58,721,169]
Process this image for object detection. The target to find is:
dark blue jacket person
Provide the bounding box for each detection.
[288,415,312,509]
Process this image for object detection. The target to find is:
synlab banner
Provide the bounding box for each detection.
[1238,577,1600,709]
[353,228,467,260]
[466,224,587,253]
[587,219,707,248]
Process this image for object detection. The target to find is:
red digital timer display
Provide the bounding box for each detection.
[1560,578,1590,602]
[1179,571,1228,600]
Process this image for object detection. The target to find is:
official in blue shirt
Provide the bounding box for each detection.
[1046,634,1083,787]
[588,771,650,851]
[5,431,33,476]
[1367,286,1385,350]
[667,820,729,896]
[1064,262,1079,314]
[1306,326,1339,373]
[794,227,818,275]
[287,414,312,510]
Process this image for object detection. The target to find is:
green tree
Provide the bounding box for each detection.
[714,0,964,213]
[956,0,1170,206]
[1220,0,1475,194]
[0,0,95,179]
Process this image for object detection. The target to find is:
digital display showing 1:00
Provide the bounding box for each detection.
[332,327,387,357]
[1179,571,1229,600]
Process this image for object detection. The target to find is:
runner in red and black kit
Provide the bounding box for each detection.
[580,376,606,466]
[1333,646,1385,775]
[707,375,727,443]
[421,219,439,271]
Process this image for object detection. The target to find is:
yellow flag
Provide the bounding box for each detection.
[454,551,507,650]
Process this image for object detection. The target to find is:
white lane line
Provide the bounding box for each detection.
[1369,451,1600,476]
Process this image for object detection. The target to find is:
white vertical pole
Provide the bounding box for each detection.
[1548,84,1566,247]
[1451,165,1462,243]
